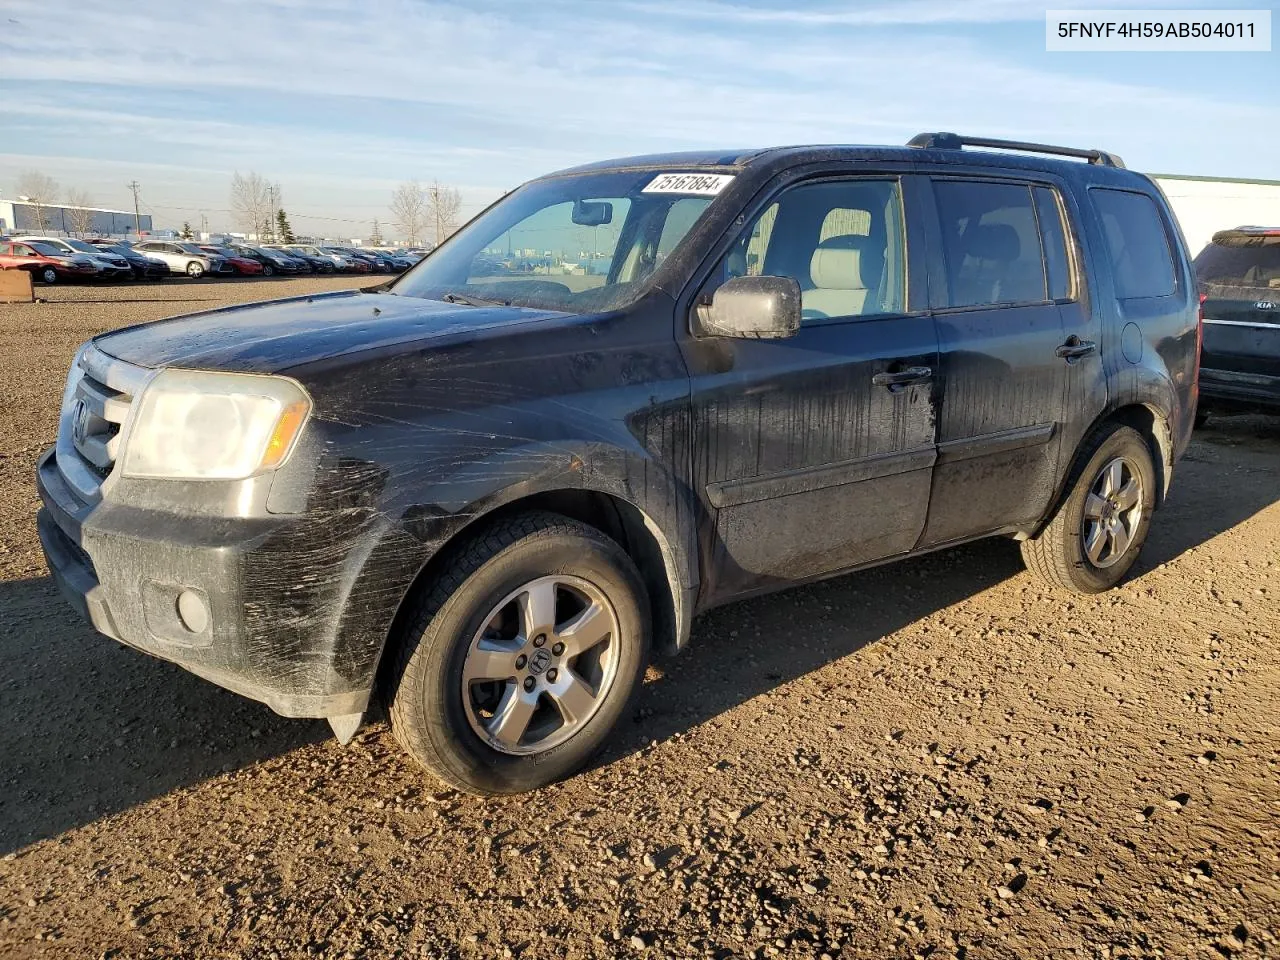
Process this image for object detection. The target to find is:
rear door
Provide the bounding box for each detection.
[682,172,939,602]
[917,175,1102,546]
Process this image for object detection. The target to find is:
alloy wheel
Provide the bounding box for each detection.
[1081,456,1144,569]
[461,575,620,755]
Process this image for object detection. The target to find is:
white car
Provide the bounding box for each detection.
[132,240,236,278]
[16,236,133,280]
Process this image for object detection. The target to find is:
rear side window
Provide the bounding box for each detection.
[1194,238,1280,290]
[932,180,1048,308]
[1091,188,1176,299]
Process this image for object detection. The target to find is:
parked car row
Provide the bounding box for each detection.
[0,235,428,283]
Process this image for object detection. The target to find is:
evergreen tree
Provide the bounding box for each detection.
[276,208,296,243]
[180,221,194,239]
[370,218,384,246]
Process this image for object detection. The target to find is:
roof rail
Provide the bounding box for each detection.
[907,132,1125,169]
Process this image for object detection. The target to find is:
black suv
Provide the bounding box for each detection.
[36,134,1199,795]
[1194,226,1280,419]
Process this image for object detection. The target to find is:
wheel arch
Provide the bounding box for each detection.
[389,487,691,662]
[1035,399,1173,540]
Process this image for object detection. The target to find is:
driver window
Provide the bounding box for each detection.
[724,179,906,321]
[474,198,631,292]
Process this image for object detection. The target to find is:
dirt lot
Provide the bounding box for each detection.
[1,278,1277,959]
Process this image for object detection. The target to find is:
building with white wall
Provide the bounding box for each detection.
[0,199,152,237]
[1152,174,1280,257]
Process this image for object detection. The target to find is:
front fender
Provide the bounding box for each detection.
[325,437,700,713]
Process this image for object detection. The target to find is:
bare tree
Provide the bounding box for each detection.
[16,170,59,232]
[390,181,427,246]
[230,171,272,239]
[65,188,95,236]
[426,181,462,244]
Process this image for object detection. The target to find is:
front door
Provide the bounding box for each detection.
[681,174,939,603]
[916,174,1101,547]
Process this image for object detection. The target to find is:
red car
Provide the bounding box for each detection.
[200,246,263,276]
[0,240,99,284]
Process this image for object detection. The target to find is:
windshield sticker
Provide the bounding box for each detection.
[642,173,735,196]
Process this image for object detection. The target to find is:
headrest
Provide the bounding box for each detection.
[810,235,882,290]
[962,224,1020,262]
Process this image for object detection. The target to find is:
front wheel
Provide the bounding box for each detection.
[186,261,205,278]
[262,264,275,277]
[387,512,650,795]
[1021,423,1156,593]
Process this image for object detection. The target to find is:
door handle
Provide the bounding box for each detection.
[1055,338,1097,361]
[872,366,933,388]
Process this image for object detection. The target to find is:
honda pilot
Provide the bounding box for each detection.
[36,133,1199,795]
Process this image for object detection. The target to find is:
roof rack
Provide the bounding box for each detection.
[907,132,1125,169]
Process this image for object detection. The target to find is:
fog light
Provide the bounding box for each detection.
[176,590,210,634]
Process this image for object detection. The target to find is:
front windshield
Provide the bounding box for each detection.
[391,169,723,312]
[65,239,99,253]
[177,243,206,254]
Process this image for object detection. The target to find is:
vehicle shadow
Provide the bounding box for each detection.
[596,426,1280,769]
[0,576,327,854]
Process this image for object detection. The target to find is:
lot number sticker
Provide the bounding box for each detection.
[642,173,735,196]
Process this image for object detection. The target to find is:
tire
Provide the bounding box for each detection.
[39,266,58,285]
[1194,408,1210,430]
[263,264,275,277]
[1021,423,1157,594]
[386,511,651,795]
[186,261,205,278]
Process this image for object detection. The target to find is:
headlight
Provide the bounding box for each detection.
[122,369,311,480]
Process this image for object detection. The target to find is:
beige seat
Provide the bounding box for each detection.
[802,235,883,320]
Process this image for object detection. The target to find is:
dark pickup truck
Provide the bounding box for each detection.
[1195,227,1280,419]
[36,133,1199,795]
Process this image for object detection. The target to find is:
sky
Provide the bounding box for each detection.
[0,0,1275,237]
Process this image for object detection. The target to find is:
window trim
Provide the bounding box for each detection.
[1032,184,1080,303]
[691,172,921,331]
[1087,185,1181,302]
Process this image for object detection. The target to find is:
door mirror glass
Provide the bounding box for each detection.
[697,274,801,339]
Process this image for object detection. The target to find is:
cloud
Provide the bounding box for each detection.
[1,0,1275,230]
[614,0,1224,27]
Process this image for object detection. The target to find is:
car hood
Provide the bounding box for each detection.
[92,289,570,373]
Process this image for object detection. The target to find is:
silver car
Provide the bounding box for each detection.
[132,240,235,278]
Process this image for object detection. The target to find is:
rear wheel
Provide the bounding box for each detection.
[39,266,58,285]
[386,512,650,795]
[1021,423,1156,593]
[262,264,275,277]
[185,261,205,278]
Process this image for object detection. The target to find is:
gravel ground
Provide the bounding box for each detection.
[1,278,1278,959]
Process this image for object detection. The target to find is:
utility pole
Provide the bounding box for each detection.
[126,180,142,235]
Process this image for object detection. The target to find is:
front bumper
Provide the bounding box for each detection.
[36,447,394,719]
[1200,366,1280,409]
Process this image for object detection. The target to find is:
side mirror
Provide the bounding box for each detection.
[572,200,613,226]
[696,275,801,339]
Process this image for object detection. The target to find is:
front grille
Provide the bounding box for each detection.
[55,345,151,503]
